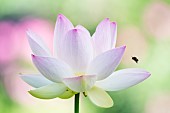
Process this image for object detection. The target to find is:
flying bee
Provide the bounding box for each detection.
[132,56,139,63]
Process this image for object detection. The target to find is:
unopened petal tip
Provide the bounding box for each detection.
[31,54,35,57]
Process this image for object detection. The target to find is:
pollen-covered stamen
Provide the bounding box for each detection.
[75,72,86,76]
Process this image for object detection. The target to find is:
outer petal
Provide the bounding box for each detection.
[92,19,117,56]
[27,30,51,56]
[20,74,53,88]
[32,55,74,82]
[58,29,93,73]
[29,83,67,99]
[54,14,74,57]
[87,46,126,80]
[87,87,113,108]
[63,75,97,92]
[96,68,151,91]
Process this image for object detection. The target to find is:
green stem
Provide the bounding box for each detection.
[74,93,80,113]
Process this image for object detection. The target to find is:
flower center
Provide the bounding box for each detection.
[75,72,85,76]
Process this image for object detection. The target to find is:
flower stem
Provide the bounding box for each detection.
[74,93,80,113]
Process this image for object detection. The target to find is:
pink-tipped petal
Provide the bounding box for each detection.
[32,55,74,82]
[58,29,93,73]
[63,75,97,92]
[75,25,91,37]
[87,87,113,108]
[54,14,74,57]
[96,68,151,91]
[92,18,117,56]
[20,74,53,88]
[27,30,51,56]
[87,46,126,80]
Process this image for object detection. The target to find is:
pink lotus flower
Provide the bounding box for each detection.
[21,14,150,108]
[0,21,21,64]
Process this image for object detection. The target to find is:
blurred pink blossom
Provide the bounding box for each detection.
[0,18,53,64]
[0,17,53,104]
[143,2,170,39]
[145,93,170,113]
[0,21,21,64]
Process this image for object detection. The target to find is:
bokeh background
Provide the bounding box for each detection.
[0,0,170,113]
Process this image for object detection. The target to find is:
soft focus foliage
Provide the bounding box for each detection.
[0,0,170,113]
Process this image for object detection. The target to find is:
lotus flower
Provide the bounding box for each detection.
[21,14,150,108]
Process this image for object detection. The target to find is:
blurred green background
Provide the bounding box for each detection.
[0,0,170,113]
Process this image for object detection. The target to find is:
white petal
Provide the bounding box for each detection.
[58,29,93,73]
[87,46,126,80]
[110,22,117,48]
[54,14,74,57]
[92,19,117,56]
[87,87,113,108]
[32,55,74,82]
[96,68,151,91]
[20,74,53,88]
[63,75,97,92]
[29,83,67,99]
[27,30,51,56]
